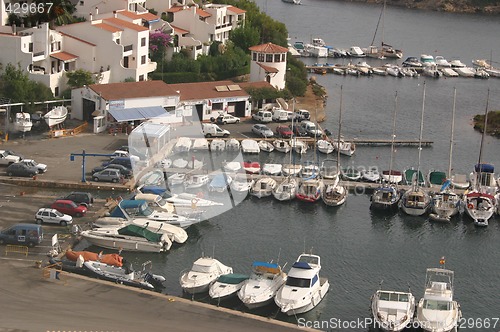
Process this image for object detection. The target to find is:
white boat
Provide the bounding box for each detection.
[273,139,291,153]
[208,174,232,193]
[349,46,366,57]
[210,139,226,152]
[275,253,329,315]
[415,266,461,332]
[250,177,277,198]
[400,67,419,77]
[321,181,347,207]
[382,170,403,184]
[371,185,401,210]
[223,161,242,173]
[453,67,475,77]
[230,174,254,193]
[238,261,287,309]
[371,289,415,332]
[435,55,451,67]
[282,0,301,5]
[420,54,436,66]
[241,139,260,154]
[80,224,172,252]
[174,137,192,153]
[485,67,500,77]
[192,138,209,151]
[341,166,361,181]
[258,140,274,153]
[333,137,356,156]
[440,68,459,77]
[372,67,388,76]
[361,166,381,182]
[450,173,469,189]
[449,59,466,68]
[273,177,298,201]
[184,174,210,189]
[172,158,188,169]
[317,140,334,154]
[167,173,186,186]
[305,44,328,58]
[242,161,261,174]
[423,65,443,78]
[226,138,240,152]
[14,113,33,132]
[296,178,323,203]
[474,68,490,79]
[464,191,496,227]
[180,257,233,294]
[320,159,340,179]
[44,106,68,127]
[386,65,404,77]
[282,164,302,177]
[262,163,282,176]
[291,139,308,154]
[209,274,249,301]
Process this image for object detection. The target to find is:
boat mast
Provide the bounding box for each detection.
[388,91,398,186]
[381,0,386,48]
[337,86,343,173]
[448,87,457,178]
[477,89,490,190]
[416,82,426,189]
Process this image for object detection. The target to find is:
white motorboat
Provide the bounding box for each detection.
[440,68,459,77]
[209,274,249,301]
[262,163,282,176]
[241,139,260,154]
[258,140,274,153]
[372,67,388,76]
[474,68,490,79]
[321,181,347,207]
[44,106,68,127]
[317,140,334,154]
[453,67,475,77]
[80,224,172,252]
[301,162,320,179]
[250,177,277,198]
[230,174,254,193]
[184,174,210,189]
[435,55,452,67]
[282,0,301,5]
[167,173,186,187]
[449,59,466,68]
[385,65,403,77]
[208,174,232,193]
[400,67,419,77]
[333,137,356,156]
[223,161,242,173]
[371,289,415,332]
[273,139,291,153]
[174,137,192,153]
[463,191,496,227]
[192,138,209,151]
[296,178,323,203]
[420,54,436,66]
[238,261,287,309]
[291,139,308,154]
[273,177,298,201]
[14,113,33,132]
[349,46,366,57]
[180,257,233,294]
[226,138,240,152]
[371,185,401,211]
[275,253,329,316]
[282,164,302,177]
[423,65,443,78]
[382,170,403,184]
[210,139,226,152]
[172,158,188,169]
[415,266,461,332]
[242,161,261,174]
[362,166,381,182]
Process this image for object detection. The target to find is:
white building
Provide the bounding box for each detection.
[249,43,288,90]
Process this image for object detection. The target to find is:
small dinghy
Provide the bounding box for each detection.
[258,140,274,153]
[226,138,240,152]
[210,139,226,152]
[44,106,68,127]
[243,161,261,174]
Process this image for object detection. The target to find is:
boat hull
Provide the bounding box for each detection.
[277,279,329,316]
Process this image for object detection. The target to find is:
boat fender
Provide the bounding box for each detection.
[467,203,473,210]
[191,198,199,209]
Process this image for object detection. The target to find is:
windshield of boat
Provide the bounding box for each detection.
[286,276,311,288]
[423,299,451,311]
[157,198,168,206]
[141,204,154,216]
[191,263,216,273]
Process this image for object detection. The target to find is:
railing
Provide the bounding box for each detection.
[48,122,88,138]
[5,245,28,256]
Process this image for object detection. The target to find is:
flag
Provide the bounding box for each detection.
[439,256,446,265]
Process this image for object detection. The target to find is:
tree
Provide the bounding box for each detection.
[66,69,95,89]
[149,29,172,63]
[229,25,260,53]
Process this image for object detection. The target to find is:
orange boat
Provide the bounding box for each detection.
[65,250,123,267]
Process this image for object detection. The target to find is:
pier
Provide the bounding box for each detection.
[205,137,433,147]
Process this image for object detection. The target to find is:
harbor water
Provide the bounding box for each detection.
[89,1,499,330]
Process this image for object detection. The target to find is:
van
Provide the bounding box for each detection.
[300,120,323,137]
[0,223,43,247]
[202,123,230,138]
[252,110,272,123]
[272,108,288,122]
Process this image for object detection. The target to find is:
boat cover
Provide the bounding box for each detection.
[475,163,494,173]
[65,250,123,267]
[292,261,312,269]
[216,274,249,284]
[117,224,163,242]
[429,171,447,185]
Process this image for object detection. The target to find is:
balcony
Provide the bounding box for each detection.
[123,44,133,56]
[32,51,45,62]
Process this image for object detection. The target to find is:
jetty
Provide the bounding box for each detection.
[205,137,433,147]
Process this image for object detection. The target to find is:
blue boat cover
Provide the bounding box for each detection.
[292,261,312,269]
[475,163,494,173]
[141,185,167,195]
[252,261,279,269]
[374,187,396,192]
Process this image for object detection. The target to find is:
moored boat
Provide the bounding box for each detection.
[371,288,415,332]
[250,177,277,198]
[209,273,249,301]
[241,139,260,154]
[273,177,298,201]
[14,113,33,133]
[44,106,68,127]
[180,257,233,294]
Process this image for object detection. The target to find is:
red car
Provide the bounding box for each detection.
[50,199,87,217]
[276,125,293,138]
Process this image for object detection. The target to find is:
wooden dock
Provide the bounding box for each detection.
[204,137,433,147]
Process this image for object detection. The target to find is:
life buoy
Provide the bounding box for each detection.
[467,203,473,209]
[191,198,199,209]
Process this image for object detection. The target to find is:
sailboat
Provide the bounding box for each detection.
[371,92,401,211]
[274,124,299,201]
[429,88,461,222]
[322,86,347,207]
[399,83,431,216]
[14,112,33,133]
[463,90,497,227]
[365,0,403,60]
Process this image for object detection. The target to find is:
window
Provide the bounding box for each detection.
[55,87,59,96]
[266,54,273,62]
[139,75,144,81]
[281,54,286,62]
[274,54,281,62]
[141,55,146,64]
[28,43,33,52]
[258,53,264,62]
[252,53,257,61]
[141,37,146,47]
[116,38,120,45]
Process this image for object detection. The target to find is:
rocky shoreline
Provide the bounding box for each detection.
[350,0,500,15]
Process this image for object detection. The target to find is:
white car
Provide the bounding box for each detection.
[21,159,47,173]
[35,208,73,226]
[217,114,240,125]
[110,150,129,160]
[252,124,274,138]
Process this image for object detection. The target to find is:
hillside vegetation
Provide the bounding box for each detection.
[358,0,500,14]
[473,111,500,137]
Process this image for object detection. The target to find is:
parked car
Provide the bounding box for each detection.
[0,150,22,166]
[61,192,94,207]
[216,114,240,125]
[50,199,87,217]
[20,159,47,173]
[252,124,274,138]
[202,123,230,138]
[35,208,73,226]
[272,108,289,122]
[92,164,132,178]
[276,125,293,138]
[0,224,43,247]
[252,110,272,123]
[101,157,132,170]
[300,120,323,137]
[5,162,38,177]
[295,109,311,122]
[109,150,129,160]
[289,124,308,137]
[92,168,122,183]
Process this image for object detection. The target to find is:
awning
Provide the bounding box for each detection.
[108,106,167,122]
[50,51,78,62]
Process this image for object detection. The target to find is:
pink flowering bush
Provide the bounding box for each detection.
[149,30,172,61]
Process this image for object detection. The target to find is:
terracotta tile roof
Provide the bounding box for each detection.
[166,6,184,13]
[50,51,78,62]
[196,8,211,18]
[171,25,189,35]
[59,32,96,46]
[93,22,123,33]
[0,32,19,38]
[256,62,279,73]
[117,10,140,19]
[249,43,288,53]
[89,81,179,100]
[138,12,160,21]
[227,6,246,14]
[167,81,250,101]
[104,17,148,32]
[239,81,276,91]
